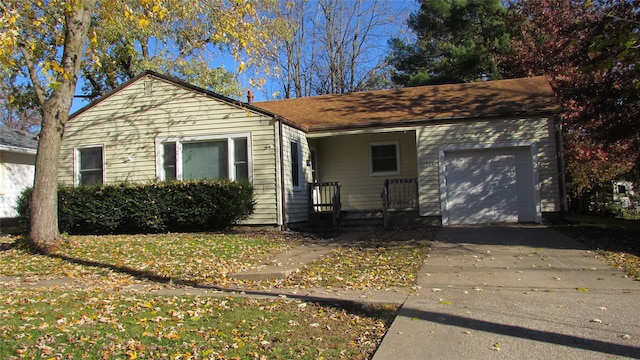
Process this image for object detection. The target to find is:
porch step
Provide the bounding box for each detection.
[339,212,384,231]
[301,210,424,232]
[341,210,383,221]
[338,222,384,232]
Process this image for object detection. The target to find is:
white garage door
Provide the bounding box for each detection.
[443,147,536,225]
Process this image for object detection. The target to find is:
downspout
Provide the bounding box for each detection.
[278,118,288,230]
[555,116,568,213]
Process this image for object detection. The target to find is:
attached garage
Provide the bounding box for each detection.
[439,144,541,226]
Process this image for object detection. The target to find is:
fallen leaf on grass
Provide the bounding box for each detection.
[283,233,432,291]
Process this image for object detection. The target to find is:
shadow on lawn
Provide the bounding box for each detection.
[47,251,399,307]
[28,244,402,322]
[44,251,399,327]
[48,252,203,287]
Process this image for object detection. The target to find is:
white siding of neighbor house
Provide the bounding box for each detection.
[59,75,280,226]
[0,151,35,218]
[417,116,561,217]
[281,124,312,223]
[315,131,418,211]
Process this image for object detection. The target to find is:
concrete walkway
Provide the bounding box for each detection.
[229,241,339,281]
[373,225,640,360]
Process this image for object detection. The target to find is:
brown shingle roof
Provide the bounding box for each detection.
[255,76,560,132]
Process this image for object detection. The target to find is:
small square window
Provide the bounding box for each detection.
[370,142,400,175]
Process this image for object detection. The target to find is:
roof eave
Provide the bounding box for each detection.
[276,116,309,132]
[0,144,38,155]
[306,109,561,134]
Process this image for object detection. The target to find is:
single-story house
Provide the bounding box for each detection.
[1,127,37,229]
[59,71,565,229]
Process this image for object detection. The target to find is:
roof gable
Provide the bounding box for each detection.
[255,76,560,132]
[69,70,278,121]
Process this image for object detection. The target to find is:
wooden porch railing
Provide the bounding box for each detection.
[381,178,418,229]
[309,182,341,229]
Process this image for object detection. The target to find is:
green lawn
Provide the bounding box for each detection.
[0,289,396,359]
[0,230,434,359]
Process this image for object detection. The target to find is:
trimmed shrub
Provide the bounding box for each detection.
[16,180,255,235]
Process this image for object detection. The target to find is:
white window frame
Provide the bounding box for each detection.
[290,140,302,189]
[74,144,105,186]
[155,133,252,182]
[369,141,401,176]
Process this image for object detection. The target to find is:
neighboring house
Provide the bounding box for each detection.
[613,180,636,209]
[0,127,37,227]
[59,71,565,228]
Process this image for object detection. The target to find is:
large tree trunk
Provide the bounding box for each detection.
[28,0,96,250]
[29,102,67,248]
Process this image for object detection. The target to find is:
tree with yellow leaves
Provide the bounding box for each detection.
[81,0,287,99]
[0,0,287,248]
[0,0,95,248]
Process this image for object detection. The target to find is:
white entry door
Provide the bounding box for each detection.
[443,147,536,225]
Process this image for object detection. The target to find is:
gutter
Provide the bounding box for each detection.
[0,145,38,155]
[555,118,569,212]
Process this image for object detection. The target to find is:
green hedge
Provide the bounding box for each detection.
[16,180,255,235]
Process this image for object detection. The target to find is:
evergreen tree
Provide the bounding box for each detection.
[388,0,511,86]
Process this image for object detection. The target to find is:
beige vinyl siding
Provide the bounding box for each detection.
[417,116,560,216]
[60,75,280,226]
[316,131,418,211]
[281,124,312,223]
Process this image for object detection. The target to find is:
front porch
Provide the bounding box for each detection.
[307,179,422,230]
[301,130,422,230]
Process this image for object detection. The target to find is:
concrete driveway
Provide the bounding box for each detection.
[373,225,640,360]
